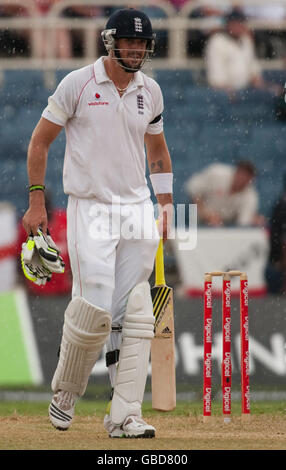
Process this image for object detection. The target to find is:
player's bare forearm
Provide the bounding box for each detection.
[145,131,173,204]
[27,142,48,206]
[145,132,172,174]
[27,118,62,191]
[22,118,62,234]
[28,141,47,188]
[145,132,173,241]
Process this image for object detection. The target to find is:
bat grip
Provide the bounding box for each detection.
[155,237,166,286]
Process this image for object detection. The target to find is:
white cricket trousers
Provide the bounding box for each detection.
[66,195,159,383]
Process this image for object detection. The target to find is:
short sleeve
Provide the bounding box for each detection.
[146,81,164,135]
[42,70,79,126]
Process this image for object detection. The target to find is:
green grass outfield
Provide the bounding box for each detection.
[0,399,284,417]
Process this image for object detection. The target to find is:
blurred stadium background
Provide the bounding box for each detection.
[0,0,285,404]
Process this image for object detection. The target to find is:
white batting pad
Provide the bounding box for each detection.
[110,281,154,425]
[52,297,111,396]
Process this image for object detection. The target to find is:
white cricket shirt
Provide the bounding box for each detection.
[42,57,164,203]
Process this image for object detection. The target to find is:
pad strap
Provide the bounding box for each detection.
[106,349,120,367]
[110,281,154,425]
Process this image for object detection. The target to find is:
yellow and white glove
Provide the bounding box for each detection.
[21,228,65,286]
[21,236,52,286]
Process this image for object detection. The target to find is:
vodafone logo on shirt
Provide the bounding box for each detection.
[89,92,109,106]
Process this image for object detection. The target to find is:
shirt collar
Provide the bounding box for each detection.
[94,56,144,88]
[93,57,110,84]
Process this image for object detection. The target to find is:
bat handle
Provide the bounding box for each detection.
[155,236,166,286]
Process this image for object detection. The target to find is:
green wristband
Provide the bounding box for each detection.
[29,185,45,193]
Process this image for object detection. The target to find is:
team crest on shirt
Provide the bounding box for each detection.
[137,94,144,115]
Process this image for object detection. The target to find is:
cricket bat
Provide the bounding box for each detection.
[151,235,176,411]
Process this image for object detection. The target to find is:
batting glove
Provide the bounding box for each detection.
[33,228,65,274]
[21,236,52,286]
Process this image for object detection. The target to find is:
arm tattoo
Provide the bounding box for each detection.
[151,159,164,173]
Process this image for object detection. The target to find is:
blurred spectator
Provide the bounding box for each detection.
[265,173,286,295]
[33,0,72,58]
[0,4,30,57]
[185,161,265,227]
[204,7,281,97]
[18,192,72,296]
[62,4,104,57]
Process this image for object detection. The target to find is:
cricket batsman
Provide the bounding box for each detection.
[21,8,173,438]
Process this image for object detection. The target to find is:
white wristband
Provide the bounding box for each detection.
[149,172,173,195]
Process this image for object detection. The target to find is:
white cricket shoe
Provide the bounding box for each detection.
[49,390,77,430]
[104,414,156,438]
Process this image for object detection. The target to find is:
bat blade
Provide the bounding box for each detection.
[151,284,176,411]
